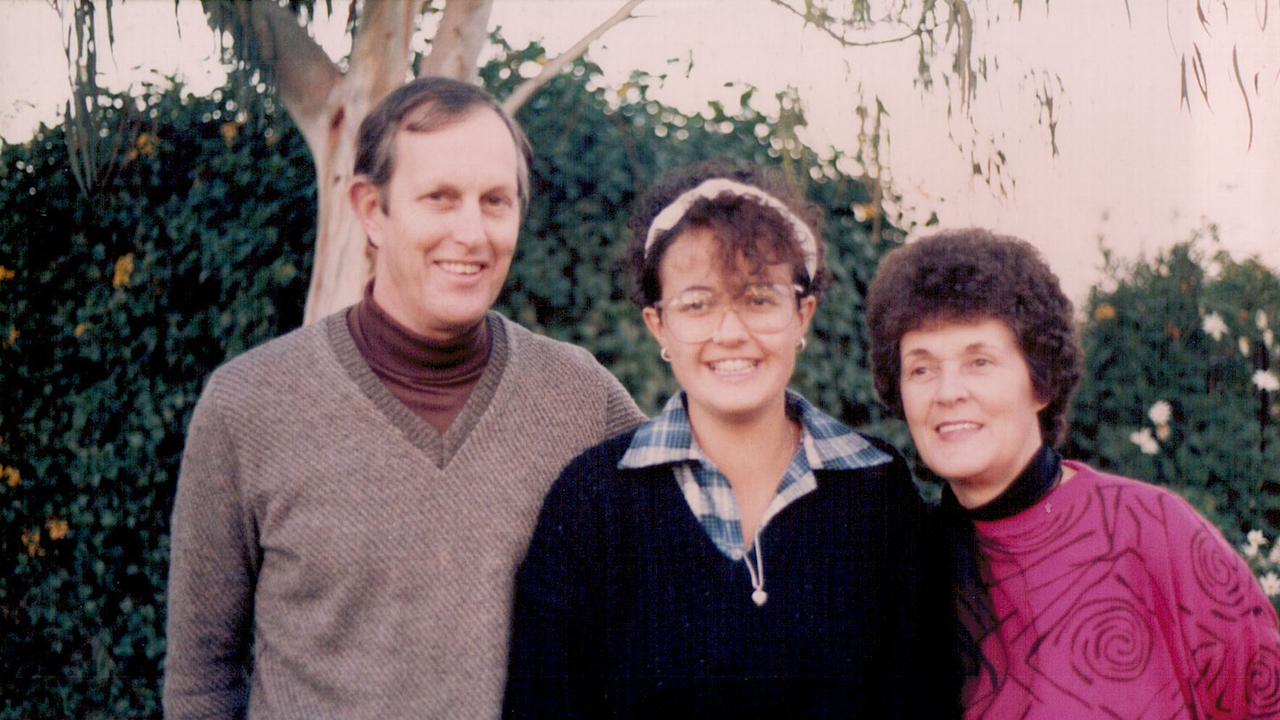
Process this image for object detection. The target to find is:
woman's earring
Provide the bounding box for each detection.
[796,337,807,352]
[660,346,673,362]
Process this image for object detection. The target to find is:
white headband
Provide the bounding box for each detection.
[643,178,818,281]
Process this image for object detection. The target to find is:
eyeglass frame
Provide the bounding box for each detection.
[651,281,808,344]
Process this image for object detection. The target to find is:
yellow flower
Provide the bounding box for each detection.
[2,466,20,487]
[113,253,135,289]
[46,518,69,541]
[20,529,44,557]
[4,326,16,347]
[852,203,880,222]
[1094,303,1117,321]
[1155,424,1171,441]
[0,265,14,282]
[135,132,158,158]
[220,122,238,147]
[74,323,88,337]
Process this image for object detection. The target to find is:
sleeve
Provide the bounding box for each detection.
[162,380,259,719]
[595,361,647,439]
[503,448,609,719]
[1163,494,1280,719]
[872,441,964,719]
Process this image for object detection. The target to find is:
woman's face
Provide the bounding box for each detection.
[898,317,1048,508]
[643,227,815,426]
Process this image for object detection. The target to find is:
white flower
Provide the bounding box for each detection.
[1243,542,1260,558]
[1254,370,1280,393]
[1148,400,1173,426]
[1241,337,1252,357]
[1202,312,1228,341]
[1249,529,1269,547]
[1129,428,1159,455]
[1258,310,1270,331]
[1262,572,1280,597]
[1266,329,1276,350]
[1268,542,1280,565]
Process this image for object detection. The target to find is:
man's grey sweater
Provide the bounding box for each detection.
[163,312,645,719]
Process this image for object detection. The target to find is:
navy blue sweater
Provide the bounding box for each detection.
[503,430,956,719]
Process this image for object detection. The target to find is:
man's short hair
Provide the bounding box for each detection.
[353,77,533,211]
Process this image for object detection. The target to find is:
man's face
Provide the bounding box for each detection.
[354,107,522,340]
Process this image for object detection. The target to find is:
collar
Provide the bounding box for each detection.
[618,390,891,472]
[348,280,490,385]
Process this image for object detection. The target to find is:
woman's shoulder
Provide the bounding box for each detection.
[1063,459,1223,536]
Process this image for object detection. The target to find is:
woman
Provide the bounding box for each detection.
[503,164,953,718]
[865,228,1280,719]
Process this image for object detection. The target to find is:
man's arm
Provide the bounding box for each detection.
[597,363,647,438]
[163,382,258,719]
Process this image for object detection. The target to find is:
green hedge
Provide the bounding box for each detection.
[0,47,894,717]
[1067,233,1280,596]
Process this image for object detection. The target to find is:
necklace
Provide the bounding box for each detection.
[741,420,799,608]
[743,537,768,606]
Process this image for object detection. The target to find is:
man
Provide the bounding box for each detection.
[163,78,645,719]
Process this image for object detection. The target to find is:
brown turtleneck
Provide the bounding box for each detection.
[346,283,490,433]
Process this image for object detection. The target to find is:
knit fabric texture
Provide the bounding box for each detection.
[503,429,957,719]
[963,461,1280,719]
[163,311,645,720]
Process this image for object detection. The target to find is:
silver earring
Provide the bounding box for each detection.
[797,337,807,352]
[660,346,672,362]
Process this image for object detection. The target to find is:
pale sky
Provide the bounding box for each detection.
[2,0,1277,305]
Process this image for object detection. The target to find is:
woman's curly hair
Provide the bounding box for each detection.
[864,228,1083,445]
[625,161,827,307]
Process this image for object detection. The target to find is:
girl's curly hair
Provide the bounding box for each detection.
[625,161,828,307]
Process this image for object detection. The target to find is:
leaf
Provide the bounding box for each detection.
[1180,54,1190,111]
[1231,45,1255,150]
[1192,42,1211,108]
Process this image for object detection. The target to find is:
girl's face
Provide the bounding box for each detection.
[898,317,1048,507]
[643,228,815,427]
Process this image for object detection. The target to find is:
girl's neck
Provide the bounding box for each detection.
[688,395,798,491]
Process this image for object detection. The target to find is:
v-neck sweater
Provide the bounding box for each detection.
[503,430,958,719]
[163,311,646,720]
[962,462,1280,719]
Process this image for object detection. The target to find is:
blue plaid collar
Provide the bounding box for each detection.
[619,391,891,559]
[619,391,890,473]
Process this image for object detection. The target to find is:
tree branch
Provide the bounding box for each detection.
[766,0,940,48]
[501,0,647,113]
[419,0,494,80]
[202,0,341,137]
[349,0,420,102]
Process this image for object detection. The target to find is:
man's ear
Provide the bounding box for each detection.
[349,177,385,249]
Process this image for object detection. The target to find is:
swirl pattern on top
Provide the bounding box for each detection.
[1189,526,1247,608]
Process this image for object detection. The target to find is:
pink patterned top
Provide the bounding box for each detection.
[963,461,1280,719]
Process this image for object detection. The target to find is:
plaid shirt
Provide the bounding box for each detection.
[618,391,892,559]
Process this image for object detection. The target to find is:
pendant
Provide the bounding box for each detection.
[752,589,768,606]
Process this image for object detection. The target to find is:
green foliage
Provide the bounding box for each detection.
[1067,230,1280,561]
[1,46,896,717]
[0,76,316,716]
